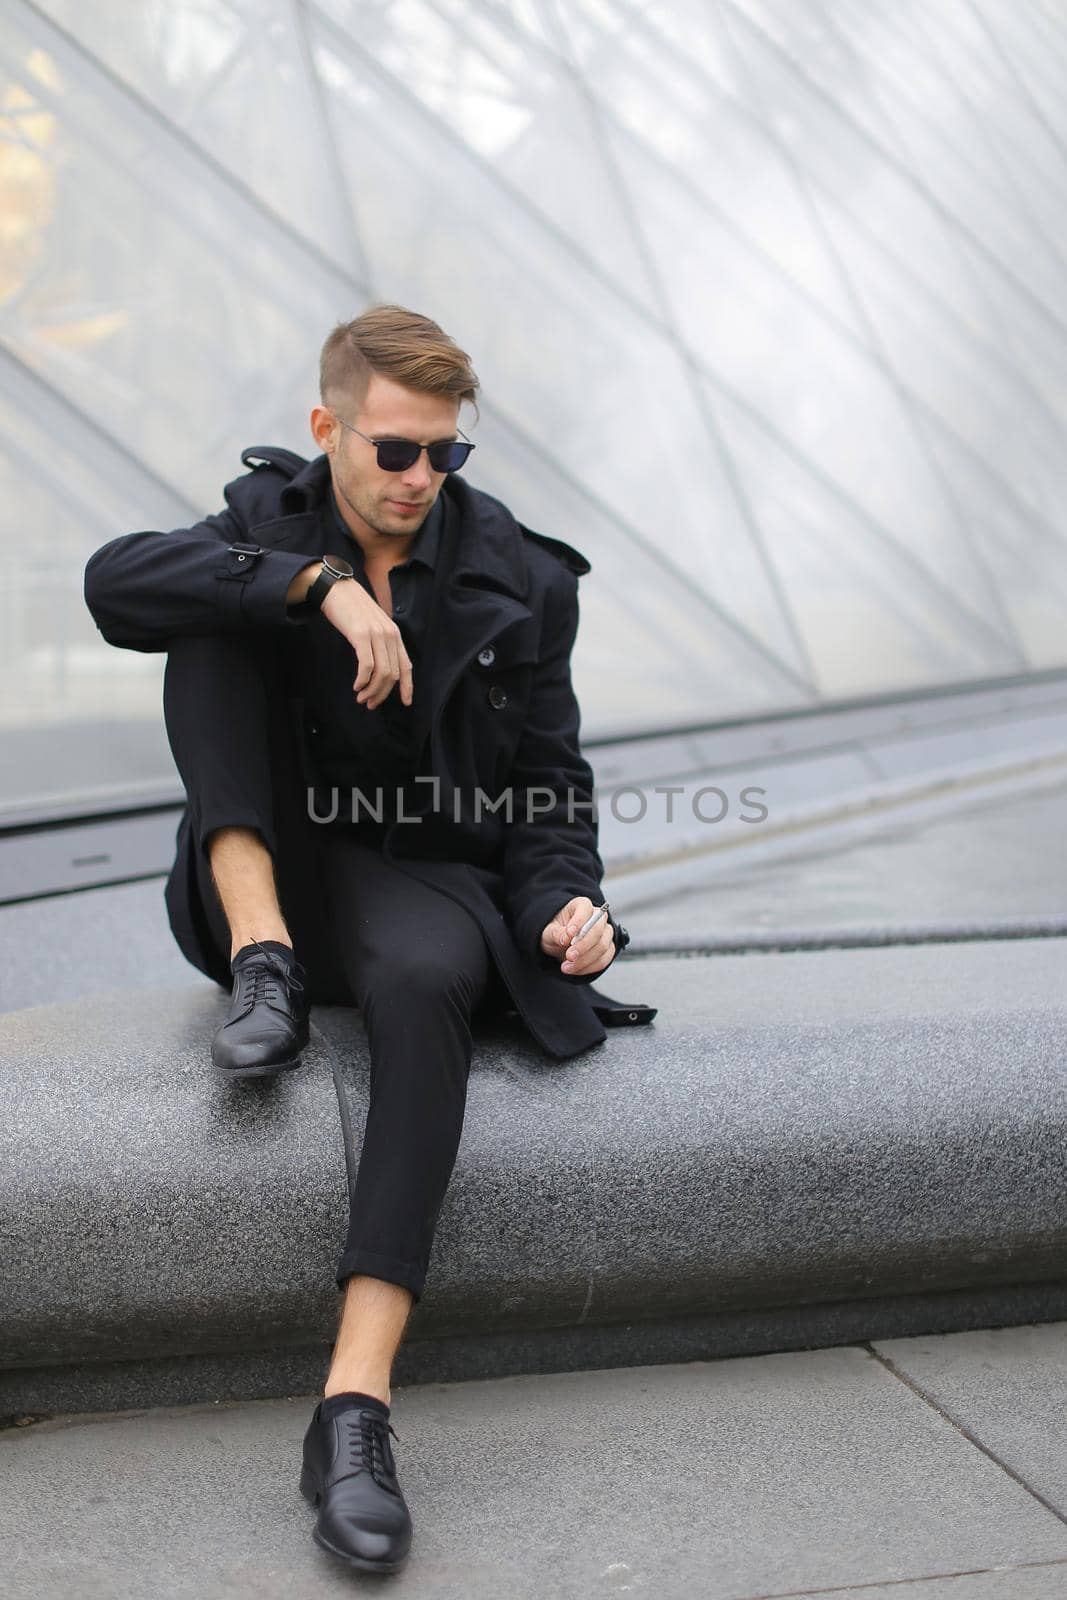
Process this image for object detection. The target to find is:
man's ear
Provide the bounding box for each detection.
[310,405,337,454]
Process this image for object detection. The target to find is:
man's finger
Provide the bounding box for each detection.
[356,634,389,703]
[566,905,607,952]
[563,899,595,941]
[361,633,403,709]
[577,922,614,961]
[562,923,614,974]
[541,898,597,959]
[352,634,376,695]
[398,644,414,707]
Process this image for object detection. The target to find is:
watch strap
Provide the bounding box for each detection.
[304,555,353,613]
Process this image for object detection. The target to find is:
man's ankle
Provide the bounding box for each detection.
[324,1376,391,1407]
[229,931,292,962]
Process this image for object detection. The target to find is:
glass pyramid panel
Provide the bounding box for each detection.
[816,188,1067,546]
[622,131,1021,647]
[2,0,1067,818]
[558,0,869,334]
[0,7,357,507]
[314,0,659,308]
[922,416,1067,672]
[711,384,1024,696]
[724,1,1067,326]
[30,0,356,267]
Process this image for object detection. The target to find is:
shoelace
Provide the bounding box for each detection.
[236,939,306,1013]
[345,1410,401,1491]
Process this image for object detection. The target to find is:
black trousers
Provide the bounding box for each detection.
[163,631,508,1305]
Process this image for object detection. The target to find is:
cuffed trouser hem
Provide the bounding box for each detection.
[336,1245,426,1304]
[193,804,278,862]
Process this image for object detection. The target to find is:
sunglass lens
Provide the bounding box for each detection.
[427,441,474,472]
[376,441,421,472]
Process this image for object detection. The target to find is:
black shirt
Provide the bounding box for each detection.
[299,490,446,838]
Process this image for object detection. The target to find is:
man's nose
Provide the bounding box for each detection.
[400,449,433,489]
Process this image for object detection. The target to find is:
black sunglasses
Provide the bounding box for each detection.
[334,414,475,473]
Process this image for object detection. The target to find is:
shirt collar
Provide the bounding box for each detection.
[328,488,443,571]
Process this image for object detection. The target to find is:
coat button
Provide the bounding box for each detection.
[488,685,508,709]
[477,647,496,667]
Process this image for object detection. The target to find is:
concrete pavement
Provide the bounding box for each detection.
[6,1320,1067,1598]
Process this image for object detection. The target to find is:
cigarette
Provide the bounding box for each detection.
[575,902,609,942]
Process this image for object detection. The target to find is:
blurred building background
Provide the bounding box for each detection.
[3,0,1067,826]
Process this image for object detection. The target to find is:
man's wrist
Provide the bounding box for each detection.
[286,561,323,608]
[304,554,355,611]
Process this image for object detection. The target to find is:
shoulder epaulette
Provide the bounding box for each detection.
[519,523,592,578]
[239,445,308,479]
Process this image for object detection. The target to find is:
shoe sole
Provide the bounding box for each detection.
[300,1466,411,1574]
[213,1054,304,1080]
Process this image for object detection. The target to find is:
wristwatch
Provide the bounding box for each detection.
[303,553,355,612]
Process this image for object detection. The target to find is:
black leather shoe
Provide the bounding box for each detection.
[300,1399,413,1573]
[211,940,309,1078]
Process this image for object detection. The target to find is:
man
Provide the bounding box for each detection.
[83,302,652,1576]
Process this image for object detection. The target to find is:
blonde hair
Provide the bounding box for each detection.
[319,302,480,422]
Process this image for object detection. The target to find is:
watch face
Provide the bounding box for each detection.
[323,554,354,580]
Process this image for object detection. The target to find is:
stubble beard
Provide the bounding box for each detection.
[335,471,429,542]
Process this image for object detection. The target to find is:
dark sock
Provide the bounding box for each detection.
[231,939,294,971]
[320,1390,390,1421]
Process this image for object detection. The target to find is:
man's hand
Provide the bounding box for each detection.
[288,562,413,710]
[540,896,615,977]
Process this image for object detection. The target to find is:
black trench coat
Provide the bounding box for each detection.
[84,446,655,1059]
